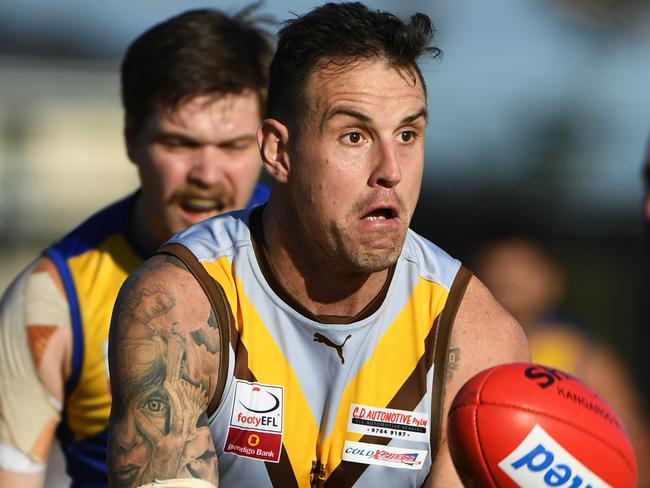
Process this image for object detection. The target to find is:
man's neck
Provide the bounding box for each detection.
[130,192,167,257]
[261,202,390,318]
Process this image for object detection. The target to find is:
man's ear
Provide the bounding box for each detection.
[258,118,291,184]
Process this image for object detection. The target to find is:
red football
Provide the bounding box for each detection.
[447,362,637,487]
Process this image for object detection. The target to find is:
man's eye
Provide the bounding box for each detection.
[400,131,416,142]
[228,142,250,151]
[344,132,362,144]
[160,138,197,149]
[160,138,181,147]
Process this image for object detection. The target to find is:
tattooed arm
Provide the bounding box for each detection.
[427,276,530,487]
[107,255,221,488]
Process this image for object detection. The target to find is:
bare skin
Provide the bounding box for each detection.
[259,61,426,317]
[128,92,263,254]
[107,256,219,488]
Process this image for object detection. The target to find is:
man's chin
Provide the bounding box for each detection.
[342,246,401,274]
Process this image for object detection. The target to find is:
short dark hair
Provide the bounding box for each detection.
[267,2,441,128]
[121,5,274,135]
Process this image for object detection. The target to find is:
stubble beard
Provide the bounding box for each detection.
[285,191,409,277]
[346,237,404,273]
[325,222,407,275]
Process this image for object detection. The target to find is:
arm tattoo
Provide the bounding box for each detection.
[142,254,189,272]
[123,286,176,328]
[190,310,221,355]
[447,346,460,383]
[108,270,220,488]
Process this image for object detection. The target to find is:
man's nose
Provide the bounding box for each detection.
[369,141,401,188]
[188,147,225,187]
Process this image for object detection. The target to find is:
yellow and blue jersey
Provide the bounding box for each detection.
[45,186,269,487]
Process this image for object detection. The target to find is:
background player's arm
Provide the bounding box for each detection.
[427,276,530,487]
[0,257,72,488]
[107,255,221,488]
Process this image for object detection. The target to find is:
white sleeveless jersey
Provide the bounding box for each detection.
[167,206,468,487]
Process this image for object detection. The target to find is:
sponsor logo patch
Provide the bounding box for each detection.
[347,404,429,442]
[224,380,283,463]
[498,424,611,487]
[342,440,427,470]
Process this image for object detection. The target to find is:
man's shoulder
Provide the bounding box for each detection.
[110,252,213,347]
[443,276,530,421]
[453,275,530,363]
[1,253,67,307]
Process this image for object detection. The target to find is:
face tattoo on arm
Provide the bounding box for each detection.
[107,256,220,488]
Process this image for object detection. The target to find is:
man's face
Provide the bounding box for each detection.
[286,60,426,273]
[128,91,262,243]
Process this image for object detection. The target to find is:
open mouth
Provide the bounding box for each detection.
[180,198,225,214]
[363,207,396,220]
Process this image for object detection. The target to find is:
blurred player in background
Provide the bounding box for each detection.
[473,235,650,487]
[0,6,273,487]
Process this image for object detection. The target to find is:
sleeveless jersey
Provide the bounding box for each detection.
[168,206,468,487]
[45,185,269,487]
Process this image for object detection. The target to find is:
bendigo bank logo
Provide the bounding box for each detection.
[225,380,284,463]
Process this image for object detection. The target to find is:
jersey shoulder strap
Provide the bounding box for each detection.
[156,242,232,416]
[430,265,473,455]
